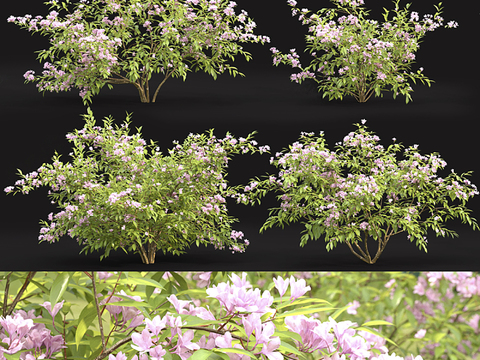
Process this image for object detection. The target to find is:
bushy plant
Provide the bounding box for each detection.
[270,0,458,102]
[7,0,270,103]
[4,110,270,264]
[236,120,479,264]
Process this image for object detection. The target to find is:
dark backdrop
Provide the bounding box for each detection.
[1,0,479,270]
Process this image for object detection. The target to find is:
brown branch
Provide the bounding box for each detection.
[346,241,368,263]
[152,66,178,103]
[101,272,123,316]
[93,334,133,360]
[182,326,248,342]
[2,272,12,317]
[6,271,37,316]
[92,272,106,353]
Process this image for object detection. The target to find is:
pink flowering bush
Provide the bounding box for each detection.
[270,0,458,103]
[4,110,270,264]
[237,120,479,264]
[7,0,270,103]
[2,271,426,360]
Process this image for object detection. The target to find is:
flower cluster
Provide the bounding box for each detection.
[5,110,270,264]
[106,273,420,360]
[237,120,479,264]
[101,291,145,330]
[8,0,270,103]
[270,0,457,102]
[0,302,66,360]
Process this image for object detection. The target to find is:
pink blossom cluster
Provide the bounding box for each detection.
[0,303,66,360]
[103,273,422,360]
[100,290,145,330]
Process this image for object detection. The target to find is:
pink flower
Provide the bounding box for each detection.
[346,300,360,315]
[40,300,65,319]
[109,352,128,360]
[145,315,167,337]
[289,275,311,301]
[414,329,426,339]
[149,345,166,360]
[131,329,153,352]
[193,272,212,287]
[377,72,386,80]
[273,276,290,297]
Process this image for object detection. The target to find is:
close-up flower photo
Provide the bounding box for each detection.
[1,271,479,360]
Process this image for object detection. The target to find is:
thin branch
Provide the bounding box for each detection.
[6,271,36,316]
[93,334,133,360]
[92,272,106,353]
[152,66,178,103]
[345,241,368,263]
[2,272,12,317]
[101,272,123,316]
[182,326,248,342]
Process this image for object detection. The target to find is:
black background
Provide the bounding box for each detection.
[1,0,479,271]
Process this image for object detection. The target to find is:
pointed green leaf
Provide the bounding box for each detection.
[50,272,71,306]
[276,306,336,319]
[361,320,394,327]
[215,348,256,359]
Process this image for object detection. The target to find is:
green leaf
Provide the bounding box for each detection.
[276,297,331,309]
[171,272,189,291]
[356,327,398,347]
[75,302,98,349]
[50,272,71,306]
[276,306,336,318]
[433,332,447,343]
[122,275,164,290]
[214,348,256,359]
[444,323,462,343]
[361,320,394,327]
[189,349,228,360]
[329,304,352,320]
[279,342,308,360]
[274,330,302,343]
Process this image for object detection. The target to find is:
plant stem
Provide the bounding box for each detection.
[2,272,12,317]
[92,272,106,353]
[152,66,178,103]
[93,334,133,360]
[6,271,36,316]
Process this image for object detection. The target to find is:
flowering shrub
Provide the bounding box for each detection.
[236,120,479,264]
[1,271,433,360]
[7,0,270,103]
[4,110,270,264]
[270,0,458,102]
